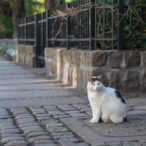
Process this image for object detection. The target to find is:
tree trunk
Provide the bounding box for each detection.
[45,0,65,11]
[45,0,56,10]
[9,0,25,38]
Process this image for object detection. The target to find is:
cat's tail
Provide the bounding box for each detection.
[123,117,127,122]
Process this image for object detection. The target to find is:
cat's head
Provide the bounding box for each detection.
[87,75,104,92]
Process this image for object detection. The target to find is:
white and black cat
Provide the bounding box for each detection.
[87,75,127,124]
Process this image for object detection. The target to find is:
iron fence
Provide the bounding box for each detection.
[17,0,146,66]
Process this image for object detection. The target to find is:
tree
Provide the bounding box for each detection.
[25,0,45,16]
[45,0,66,11]
[0,0,45,38]
[9,0,25,38]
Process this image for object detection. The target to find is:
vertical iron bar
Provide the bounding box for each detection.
[66,3,69,49]
[103,1,105,49]
[35,14,39,67]
[140,0,143,49]
[89,0,95,50]
[118,0,124,50]
[25,17,27,45]
[46,9,49,47]
[112,0,114,49]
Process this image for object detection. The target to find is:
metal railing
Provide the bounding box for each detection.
[17,0,146,66]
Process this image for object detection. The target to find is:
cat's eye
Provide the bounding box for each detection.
[98,83,100,85]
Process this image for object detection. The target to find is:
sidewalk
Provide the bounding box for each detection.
[0,56,146,146]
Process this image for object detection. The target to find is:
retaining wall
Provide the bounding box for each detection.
[45,47,146,94]
[16,45,36,68]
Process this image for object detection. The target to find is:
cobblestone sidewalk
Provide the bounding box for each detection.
[0,56,146,146]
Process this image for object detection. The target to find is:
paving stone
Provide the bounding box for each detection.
[86,111,92,117]
[33,144,57,146]
[19,122,40,128]
[0,124,17,129]
[66,111,86,117]
[0,109,8,112]
[51,132,73,137]
[33,139,55,144]
[4,142,28,146]
[35,116,52,121]
[62,142,89,146]
[0,115,11,119]
[43,106,58,111]
[15,114,33,119]
[52,114,70,119]
[0,133,24,138]
[10,109,28,115]
[0,129,21,134]
[1,136,26,144]
[40,120,59,125]
[54,134,75,140]
[0,119,14,123]
[0,112,9,116]
[80,108,91,112]
[28,136,51,144]
[57,105,76,111]
[45,122,63,127]
[30,108,46,114]
[26,131,49,138]
[48,111,65,115]
[58,137,79,143]
[73,104,89,110]
[34,114,50,117]
[21,126,44,134]
[48,127,68,133]
[46,126,67,131]
[16,118,36,124]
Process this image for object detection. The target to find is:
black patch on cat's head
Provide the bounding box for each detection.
[91,76,100,82]
[115,90,126,104]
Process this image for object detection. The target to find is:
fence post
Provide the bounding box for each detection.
[46,9,49,47]
[66,3,69,49]
[25,17,27,45]
[35,14,39,67]
[89,0,95,50]
[17,18,19,43]
[118,0,124,50]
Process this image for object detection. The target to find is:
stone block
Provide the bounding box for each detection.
[72,50,81,66]
[87,51,107,67]
[26,45,35,55]
[125,51,141,67]
[142,51,146,67]
[109,70,121,88]
[109,50,123,68]
[80,51,86,67]
[141,71,146,91]
[125,70,140,91]
[25,54,33,68]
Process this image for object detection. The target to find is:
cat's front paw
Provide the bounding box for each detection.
[90,118,98,123]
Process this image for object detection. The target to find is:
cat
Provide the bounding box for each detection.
[87,75,127,124]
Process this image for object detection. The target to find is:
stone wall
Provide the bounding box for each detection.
[16,44,36,68]
[45,47,146,94]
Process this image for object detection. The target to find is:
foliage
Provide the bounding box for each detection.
[0,15,13,38]
[25,0,45,16]
[65,0,72,3]
[0,0,45,38]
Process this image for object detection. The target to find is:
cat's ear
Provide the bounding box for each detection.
[97,74,102,80]
[88,77,92,82]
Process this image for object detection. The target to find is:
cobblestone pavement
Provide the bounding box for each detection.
[0,56,146,146]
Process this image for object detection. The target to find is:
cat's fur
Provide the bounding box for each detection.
[87,75,127,124]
